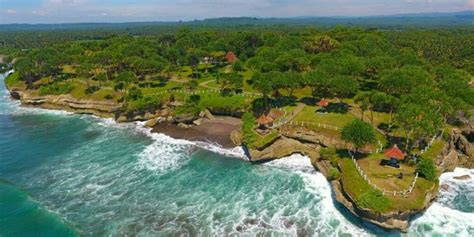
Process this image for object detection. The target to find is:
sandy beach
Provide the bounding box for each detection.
[151,116,242,148]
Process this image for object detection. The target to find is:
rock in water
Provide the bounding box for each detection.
[453,175,471,180]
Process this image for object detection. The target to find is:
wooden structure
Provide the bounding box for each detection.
[257,115,273,129]
[226,51,237,63]
[317,98,329,113]
[384,144,405,167]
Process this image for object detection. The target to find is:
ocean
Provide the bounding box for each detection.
[0,73,473,236]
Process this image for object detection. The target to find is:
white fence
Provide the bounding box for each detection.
[153,89,261,98]
[280,120,340,131]
[348,150,419,197]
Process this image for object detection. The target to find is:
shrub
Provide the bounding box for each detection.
[320,147,337,160]
[127,87,143,100]
[4,72,22,88]
[38,82,74,96]
[241,112,258,146]
[417,157,437,182]
[358,189,391,213]
[189,94,201,104]
[126,96,163,114]
[342,119,376,151]
[85,85,100,95]
[328,167,341,180]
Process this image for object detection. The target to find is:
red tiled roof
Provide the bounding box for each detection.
[317,98,329,107]
[226,51,237,63]
[257,115,273,125]
[384,144,405,160]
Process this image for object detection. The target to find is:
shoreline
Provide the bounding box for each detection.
[151,117,241,149]
[3,78,473,233]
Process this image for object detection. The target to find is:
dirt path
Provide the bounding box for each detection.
[199,79,218,89]
[273,103,305,128]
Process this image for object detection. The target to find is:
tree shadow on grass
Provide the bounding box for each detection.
[336,148,371,160]
[327,102,349,114]
[300,97,317,106]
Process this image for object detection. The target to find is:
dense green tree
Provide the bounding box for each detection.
[417,158,437,182]
[14,58,35,89]
[221,72,243,92]
[304,35,340,54]
[379,66,432,96]
[342,119,376,152]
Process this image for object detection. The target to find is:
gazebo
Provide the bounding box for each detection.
[317,98,329,113]
[257,115,274,129]
[226,51,237,63]
[384,144,405,167]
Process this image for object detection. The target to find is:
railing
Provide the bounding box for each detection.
[413,131,442,162]
[279,120,340,131]
[154,89,261,98]
[348,150,419,197]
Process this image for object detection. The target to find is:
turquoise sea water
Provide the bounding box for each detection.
[0,73,473,236]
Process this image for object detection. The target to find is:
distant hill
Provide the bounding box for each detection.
[0,11,472,31]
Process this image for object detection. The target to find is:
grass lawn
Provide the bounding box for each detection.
[293,105,357,128]
[62,65,76,74]
[339,158,391,213]
[4,72,25,89]
[252,130,280,149]
[350,106,392,128]
[69,81,88,99]
[359,154,416,192]
[339,156,436,213]
[421,139,447,160]
[89,88,117,101]
[278,86,313,99]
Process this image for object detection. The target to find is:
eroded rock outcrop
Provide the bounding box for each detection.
[332,179,438,232]
[248,136,320,162]
[16,91,122,118]
[439,128,474,170]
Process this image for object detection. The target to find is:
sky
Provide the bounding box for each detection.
[0,0,473,24]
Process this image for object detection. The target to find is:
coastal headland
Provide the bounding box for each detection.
[2,25,473,233]
[5,83,474,232]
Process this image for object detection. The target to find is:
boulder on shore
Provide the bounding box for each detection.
[204,109,215,120]
[144,118,159,128]
[173,113,197,124]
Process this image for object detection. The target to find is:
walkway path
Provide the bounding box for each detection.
[199,79,218,89]
[271,103,305,128]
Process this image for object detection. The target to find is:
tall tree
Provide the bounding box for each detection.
[342,119,376,152]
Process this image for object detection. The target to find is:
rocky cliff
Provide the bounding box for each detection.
[246,128,466,232]
[438,128,474,172]
[9,89,123,118]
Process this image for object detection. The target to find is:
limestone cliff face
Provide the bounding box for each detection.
[246,129,449,232]
[249,136,320,161]
[332,179,438,232]
[438,128,474,172]
[11,90,123,118]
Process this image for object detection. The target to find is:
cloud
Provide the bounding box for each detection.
[1,0,473,24]
[6,9,17,14]
[32,10,48,16]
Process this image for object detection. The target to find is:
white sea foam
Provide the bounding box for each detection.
[409,167,474,236]
[265,154,372,236]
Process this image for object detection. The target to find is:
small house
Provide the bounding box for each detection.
[226,51,237,64]
[257,115,274,129]
[317,98,329,113]
[384,144,405,167]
